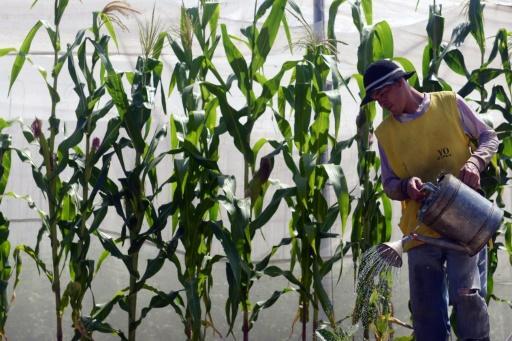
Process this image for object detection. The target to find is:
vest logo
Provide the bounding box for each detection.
[437,147,452,160]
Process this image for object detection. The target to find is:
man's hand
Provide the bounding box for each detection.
[407,177,426,201]
[459,161,480,189]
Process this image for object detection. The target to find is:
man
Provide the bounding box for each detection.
[362,59,499,341]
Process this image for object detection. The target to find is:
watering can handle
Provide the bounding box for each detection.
[421,182,439,194]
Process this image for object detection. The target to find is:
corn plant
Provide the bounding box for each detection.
[436,0,512,308]
[261,5,352,336]
[349,0,400,338]
[0,120,14,340]
[199,0,298,339]
[5,1,92,340]
[59,7,132,339]
[86,13,182,341]
[165,2,225,340]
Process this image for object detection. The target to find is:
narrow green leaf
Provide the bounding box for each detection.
[322,164,350,234]
[328,0,346,44]
[100,13,119,49]
[89,39,129,119]
[202,82,254,164]
[0,48,15,57]
[95,250,110,274]
[55,0,70,26]
[9,20,43,93]
[468,0,485,57]
[251,0,287,72]
[373,21,394,60]
[361,0,373,25]
[294,63,312,149]
[221,25,250,97]
[443,49,469,77]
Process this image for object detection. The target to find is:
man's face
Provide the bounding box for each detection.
[370,79,404,114]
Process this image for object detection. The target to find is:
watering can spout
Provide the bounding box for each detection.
[376,233,472,269]
[411,233,472,254]
[376,235,414,268]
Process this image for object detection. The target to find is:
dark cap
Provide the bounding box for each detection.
[360,60,415,106]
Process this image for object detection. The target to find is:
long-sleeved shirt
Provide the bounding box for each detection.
[378,93,499,200]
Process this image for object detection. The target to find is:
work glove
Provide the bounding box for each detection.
[406,176,426,201]
[459,161,480,190]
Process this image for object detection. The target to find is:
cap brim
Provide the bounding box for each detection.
[360,70,416,107]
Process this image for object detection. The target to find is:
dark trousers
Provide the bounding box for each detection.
[408,244,489,341]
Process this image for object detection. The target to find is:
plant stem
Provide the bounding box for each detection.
[301,299,307,341]
[50,218,62,341]
[313,296,318,341]
[128,251,139,341]
[76,134,91,340]
[49,3,62,338]
[243,307,249,341]
[128,152,144,341]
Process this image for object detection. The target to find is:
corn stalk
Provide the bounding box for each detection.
[88,15,182,340]
[166,2,225,340]
[6,1,80,340]
[201,1,292,339]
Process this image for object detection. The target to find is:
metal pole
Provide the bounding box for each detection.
[313,0,335,325]
[313,0,325,41]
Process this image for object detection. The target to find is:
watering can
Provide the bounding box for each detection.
[378,173,504,267]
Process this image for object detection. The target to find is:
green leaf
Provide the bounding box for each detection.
[152,32,167,60]
[0,149,11,199]
[381,195,392,241]
[249,288,294,325]
[272,108,292,140]
[357,27,374,74]
[351,2,363,35]
[221,25,250,97]
[294,63,312,149]
[0,48,15,57]
[443,49,469,77]
[263,266,306,292]
[9,20,44,93]
[55,0,70,26]
[135,285,183,329]
[90,290,126,323]
[13,245,53,283]
[393,57,420,89]
[322,164,350,235]
[250,187,295,233]
[251,0,287,72]
[426,12,444,52]
[95,231,137,278]
[100,13,119,49]
[210,222,241,289]
[202,82,254,165]
[468,0,485,57]
[92,116,121,164]
[458,68,504,97]
[281,14,293,54]
[361,0,373,25]
[313,269,334,324]
[95,250,110,274]
[373,21,394,60]
[328,0,346,44]
[89,39,129,119]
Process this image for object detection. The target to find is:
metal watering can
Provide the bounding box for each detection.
[379,173,504,267]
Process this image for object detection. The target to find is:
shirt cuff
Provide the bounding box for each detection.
[400,178,410,199]
[467,156,484,173]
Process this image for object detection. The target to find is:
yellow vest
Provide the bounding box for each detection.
[375,91,471,250]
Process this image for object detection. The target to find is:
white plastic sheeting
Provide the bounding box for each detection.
[1,0,512,339]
